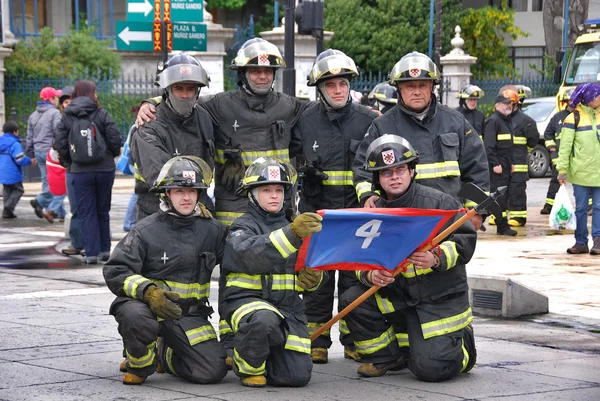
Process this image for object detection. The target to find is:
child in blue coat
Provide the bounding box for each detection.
[0,121,32,218]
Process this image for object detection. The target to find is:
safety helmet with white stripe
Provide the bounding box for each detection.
[236,157,297,196]
[458,84,485,99]
[389,52,441,85]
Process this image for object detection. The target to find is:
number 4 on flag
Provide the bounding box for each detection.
[356,219,382,249]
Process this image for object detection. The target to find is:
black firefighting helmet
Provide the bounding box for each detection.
[368,82,398,105]
[307,49,359,87]
[458,84,485,99]
[236,157,297,196]
[151,156,212,193]
[155,54,210,89]
[364,134,420,172]
[515,84,532,101]
[389,52,441,85]
[229,38,286,70]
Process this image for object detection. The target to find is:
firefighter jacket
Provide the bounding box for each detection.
[202,90,306,225]
[132,103,215,217]
[455,104,485,139]
[368,182,477,339]
[557,103,600,188]
[294,101,377,212]
[510,109,539,174]
[220,202,323,354]
[483,111,514,170]
[352,95,489,208]
[103,210,228,314]
[544,109,571,165]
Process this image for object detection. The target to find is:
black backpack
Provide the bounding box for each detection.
[68,110,106,164]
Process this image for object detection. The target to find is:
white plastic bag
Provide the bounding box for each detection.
[549,185,576,230]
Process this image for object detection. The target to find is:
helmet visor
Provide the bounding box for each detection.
[308,55,359,85]
[232,42,286,69]
[154,156,213,191]
[157,64,210,89]
[389,54,439,83]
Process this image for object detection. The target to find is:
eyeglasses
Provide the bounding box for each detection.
[379,165,409,178]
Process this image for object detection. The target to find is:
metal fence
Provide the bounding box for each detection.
[471,75,560,108]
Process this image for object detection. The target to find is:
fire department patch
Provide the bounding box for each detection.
[258,54,270,65]
[409,68,421,78]
[330,67,341,75]
[230,230,243,237]
[382,149,396,165]
[268,166,281,181]
[182,170,196,182]
[180,66,192,75]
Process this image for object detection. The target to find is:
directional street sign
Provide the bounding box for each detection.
[126,0,155,22]
[171,0,204,23]
[116,21,155,51]
[172,22,207,51]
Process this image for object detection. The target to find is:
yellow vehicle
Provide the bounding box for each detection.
[554,18,600,108]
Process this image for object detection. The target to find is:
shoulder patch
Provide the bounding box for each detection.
[465,129,472,136]
[230,229,243,238]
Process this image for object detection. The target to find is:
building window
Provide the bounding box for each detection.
[512,47,545,78]
[10,0,47,37]
[511,0,528,12]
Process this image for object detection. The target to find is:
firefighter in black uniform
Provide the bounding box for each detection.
[455,84,485,139]
[340,134,477,381]
[221,157,324,388]
[368,82,398,114]
[352,52,489,231]
[294,49,378,364]
[484,90,519,236]
[104,156,228,385]
[506,85,539,227]
[132,54,215,221]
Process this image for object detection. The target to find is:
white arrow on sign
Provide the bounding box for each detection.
[118,26,152,45]
[127,0,153,17]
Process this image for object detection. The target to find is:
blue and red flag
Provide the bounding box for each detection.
[295,208,461,272]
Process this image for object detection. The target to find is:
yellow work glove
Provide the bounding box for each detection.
[143,286,182,320]
[290,212,323,239]
[297,267,323,290]
[197,202,213,218]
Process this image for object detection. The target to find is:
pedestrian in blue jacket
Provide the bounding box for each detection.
[0,121,32,218]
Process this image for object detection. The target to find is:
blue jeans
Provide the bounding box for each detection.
[572,184,600,244]
[48,194,66,219]
[34,151,53,209]
[123,192,138,231]
[66,172,84,250]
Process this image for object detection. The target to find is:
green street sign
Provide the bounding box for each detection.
[116,21,155,51]
[171,0,204,23]
[126,0,154,22]
[172,22,207,51]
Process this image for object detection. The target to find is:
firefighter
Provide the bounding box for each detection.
[368,82,398,114]
[220,157,324,388]
[455,84,485,138]
[294,49,378,364]
[135,38,307,364]
[103,156,228,385]
[352,52,489,231]
[340,134,477,382]
[506,85,539,227]
[132,54,215,221]
[484,90,519,236]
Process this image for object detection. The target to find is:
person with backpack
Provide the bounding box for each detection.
[54,80,122,264]
[0,121,32,218]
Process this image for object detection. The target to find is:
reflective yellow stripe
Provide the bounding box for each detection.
[124,275,150,298]
[133,162,146,183]
[510,210,527,218]
[513,136,527,145]
[339,319,350,335]
[231,301,283,333]
[284,334,311,354]
[421,308,473,339]
[400,263,434,278]
[440,241,458,269]
[219,320,233,336]
[271,274,299,290]
[497,134,512,141]
[546,198,555,205]
[545,140,556,148]
[322,170,353,186]
[395,332,409,347]
[307,322,331,337]
[127,341,156,369]
[460,339,470,372]
[375,292,396,314]
[355,181,373,201]
[226,273,262,290]
[186,324,217,346]
[354,326,395,355]
[416,161,460,179]
[234,348,266,375]
[464,200,477,208]
[513,164,528,173]
[552,158,558,165]
[151,279,210,300]
[216,211,243,226]
[215,148,290,166]
[269,228,297,259]
[164,346,178,376]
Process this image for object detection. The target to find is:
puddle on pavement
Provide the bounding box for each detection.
[0,245,85,269]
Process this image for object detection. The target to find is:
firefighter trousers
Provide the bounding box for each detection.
[113,298,227,383]
[491,168,511,232]
[340,284,476,383]
[544,166,561,208]
[230,309,312,387]
[304,270,357,348]
[508,172,528,223]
